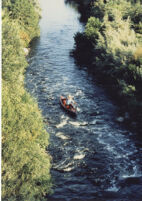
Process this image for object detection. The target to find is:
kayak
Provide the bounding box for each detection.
[60,95,77,115]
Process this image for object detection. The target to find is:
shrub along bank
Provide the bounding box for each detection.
[72,0,142,133]
[2,0,52,200]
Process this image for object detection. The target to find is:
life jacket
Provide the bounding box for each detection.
[63,99,66,105]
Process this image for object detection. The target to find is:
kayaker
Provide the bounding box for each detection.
[66,95,76,108]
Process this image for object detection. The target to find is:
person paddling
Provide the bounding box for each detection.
[66,95,76,108]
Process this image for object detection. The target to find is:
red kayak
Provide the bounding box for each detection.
[60,96,77,115]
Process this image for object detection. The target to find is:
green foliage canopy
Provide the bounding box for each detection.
[85,17,102,43]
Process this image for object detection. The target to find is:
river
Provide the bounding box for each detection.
[25,0,142,200]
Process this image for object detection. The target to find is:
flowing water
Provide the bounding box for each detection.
[25,0,142,200]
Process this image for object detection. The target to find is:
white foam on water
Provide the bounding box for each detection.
[61,161,74,169]
[63,167,75,172]
[97,132,142,183]
[98,139,133,160]
[56,119,67,128]
[53,158,68,169]
[56,132,70,140]
[73,153,85,160]
[75,90,84,96]
[55,160,75,172]
[69,121,81,127]
[106,184,119,192]
[121,166,142,178]
[76,107,81,112]
[69,121,88,127]
[61,114,67,119]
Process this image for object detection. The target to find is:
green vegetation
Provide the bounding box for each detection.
[73,0,142,132]
[2,1,52,200]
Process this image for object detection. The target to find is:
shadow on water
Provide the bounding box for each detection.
[28,37,41,57]
[65,0,91,23]
[60,106,77,119]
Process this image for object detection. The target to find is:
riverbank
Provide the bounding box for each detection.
[2,1,52,200]
[71,0,142,134]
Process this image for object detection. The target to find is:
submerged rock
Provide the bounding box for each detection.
[124,112,130,119]
[116,117,124,123]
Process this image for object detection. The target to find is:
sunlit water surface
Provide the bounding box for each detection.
[25,0,142,200]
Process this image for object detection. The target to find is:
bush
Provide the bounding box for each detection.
[2,4,52,201]
[72,0,142,131]
[2,0,40,44]
[85,17,102,43]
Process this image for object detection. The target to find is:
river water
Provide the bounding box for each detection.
[25,0,142,200]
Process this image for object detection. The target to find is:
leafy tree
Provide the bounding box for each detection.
[85,17,102,44]
[73,0,142,130]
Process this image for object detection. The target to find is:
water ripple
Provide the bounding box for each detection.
[25,0,142,200]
